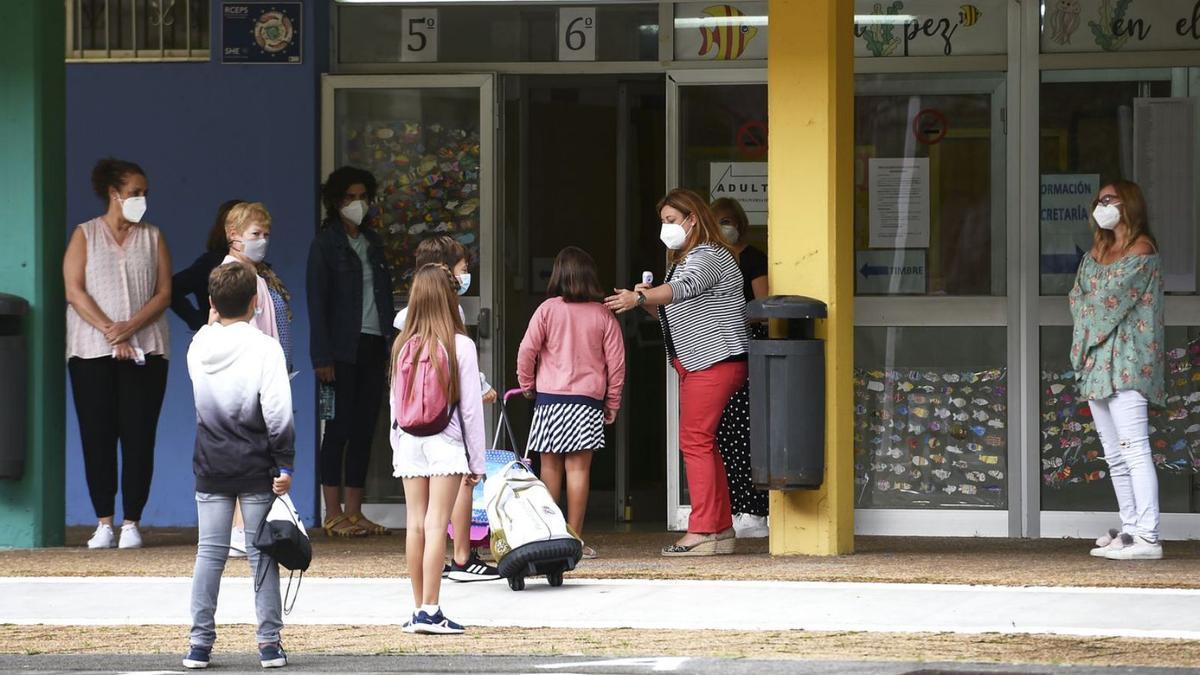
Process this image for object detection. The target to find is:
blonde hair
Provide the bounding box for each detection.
[391,264,465,405]
[225,202,272,237]
[658,189,731,264]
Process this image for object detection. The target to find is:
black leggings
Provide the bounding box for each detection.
[320,334,387,489]
[68,355,169,522]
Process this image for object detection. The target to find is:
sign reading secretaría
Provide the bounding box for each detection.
[221,2,302,64]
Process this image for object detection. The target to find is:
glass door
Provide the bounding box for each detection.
[665,69,767,531]
[852,72,1013,536]
[321,74,497,527]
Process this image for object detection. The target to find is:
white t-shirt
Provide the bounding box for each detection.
[393,304,492,393]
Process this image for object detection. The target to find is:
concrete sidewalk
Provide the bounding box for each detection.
[5,576,1200,639]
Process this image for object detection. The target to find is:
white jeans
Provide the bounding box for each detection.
[1088,390,1159,542]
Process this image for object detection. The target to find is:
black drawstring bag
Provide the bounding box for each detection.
[253,491,312,615]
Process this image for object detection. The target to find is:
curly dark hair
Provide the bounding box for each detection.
[91,158,146,204]
[320,166,377,223]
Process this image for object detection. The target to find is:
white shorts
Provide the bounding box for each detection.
[391,429,470,478]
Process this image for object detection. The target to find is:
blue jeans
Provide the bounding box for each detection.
[190,491,282,647]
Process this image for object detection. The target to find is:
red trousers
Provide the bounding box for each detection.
[675,358,748,534]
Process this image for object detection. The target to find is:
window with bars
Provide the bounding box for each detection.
[67,0,210,61]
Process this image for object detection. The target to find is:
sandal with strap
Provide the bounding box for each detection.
[322,514,368,538]
[347,514,390,536]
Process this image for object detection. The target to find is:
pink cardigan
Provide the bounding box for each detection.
[517,298,625,411]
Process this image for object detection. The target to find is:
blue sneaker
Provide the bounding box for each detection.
[259,642,287,668]
[182,644,211,669]
[409,609,465,634]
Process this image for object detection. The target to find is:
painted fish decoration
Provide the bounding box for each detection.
[697,5,760,61]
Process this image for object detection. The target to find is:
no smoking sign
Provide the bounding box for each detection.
[912,109,948,145]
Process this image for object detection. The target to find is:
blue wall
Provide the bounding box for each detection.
[65,2,325,526]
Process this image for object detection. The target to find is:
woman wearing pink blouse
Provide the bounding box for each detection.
[518,247,625,559]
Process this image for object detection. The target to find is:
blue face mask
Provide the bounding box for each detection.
[456,273,471,296]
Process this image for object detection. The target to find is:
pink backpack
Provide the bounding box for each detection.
[393,337,455,437]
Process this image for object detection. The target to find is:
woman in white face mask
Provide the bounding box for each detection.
[1069,180,1164,560]
[221,203,281,345]
[709,198,770,540]
[307,166,395,538]
[605,189,749,556]
[64,158,173,551]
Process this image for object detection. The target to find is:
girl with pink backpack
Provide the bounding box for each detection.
[390,264,486,634]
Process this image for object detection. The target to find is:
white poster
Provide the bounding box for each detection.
[853,0,1007,57]
[673,2,767,61]
[559,7,597,62]
[1043,0,1200,53]
[1040,174,1100,295]
[856,249,927,295]
[709,162,767,226]
[869,158,930,249]
[1135,97,1196,293]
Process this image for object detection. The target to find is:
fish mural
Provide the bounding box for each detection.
[696,5,761,61]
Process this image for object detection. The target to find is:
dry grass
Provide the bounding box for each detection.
[2,528,1198,589]
[3,624,1200,668]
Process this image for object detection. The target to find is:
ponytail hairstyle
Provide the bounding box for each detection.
[657,188,730,264]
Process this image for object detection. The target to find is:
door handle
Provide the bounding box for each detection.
[478,307,491,340]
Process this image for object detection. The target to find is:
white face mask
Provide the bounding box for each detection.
[238,237,269,263]
[456,273,471,296]
[119,195,147,223]
[720,224,740,244]
[340,199,367,226]
[660,221,688,250]
[1093,203,1121,230]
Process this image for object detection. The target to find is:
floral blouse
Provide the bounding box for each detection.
[1068,253,1164,406]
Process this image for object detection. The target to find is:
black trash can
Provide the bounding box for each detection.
[747,295,827,490]
[0,294,29,480]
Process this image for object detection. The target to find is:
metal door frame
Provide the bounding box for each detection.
[319,73,498,527]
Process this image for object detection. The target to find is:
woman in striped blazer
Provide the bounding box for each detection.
[606,188,749,556]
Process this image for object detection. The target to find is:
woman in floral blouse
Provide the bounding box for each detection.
[1069,180,1164,561]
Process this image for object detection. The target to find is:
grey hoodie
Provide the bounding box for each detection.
[187,321,295,494]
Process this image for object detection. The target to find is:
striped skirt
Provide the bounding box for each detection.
[528,397,605,454]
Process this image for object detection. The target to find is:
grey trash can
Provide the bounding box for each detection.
[0,294,29,480]
[747,295,827,490]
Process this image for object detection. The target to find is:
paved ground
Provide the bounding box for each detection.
[5,576,1200,639]
[0,653,1196,674]
[3,529,1199,589]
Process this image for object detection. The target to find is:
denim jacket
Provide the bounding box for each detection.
[306,222,394,367]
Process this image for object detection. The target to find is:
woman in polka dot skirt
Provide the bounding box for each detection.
[713,198,769,538]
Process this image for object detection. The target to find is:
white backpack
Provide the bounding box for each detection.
[484,460,578,562]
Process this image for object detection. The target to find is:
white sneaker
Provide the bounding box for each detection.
[1089,528,1123,557]
[118,522,143,549]
[732,513,769,539]
[1104,534,1163,560]
[229,526,247,558]
[87,523,116,549]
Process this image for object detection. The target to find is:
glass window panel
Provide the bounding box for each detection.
[333,87,483,303]
[1038,73,1173,294]
[338,4,658,64]
[677,84,768,253]
[854,74,1006,296]
[854,327,1009,510]
[1040,326,1200,513]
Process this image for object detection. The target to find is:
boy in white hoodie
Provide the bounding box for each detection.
[183,262,295,670]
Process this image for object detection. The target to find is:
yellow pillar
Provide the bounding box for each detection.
[766,0,855,556]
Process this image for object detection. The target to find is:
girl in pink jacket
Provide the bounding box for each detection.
[517,247,625,559]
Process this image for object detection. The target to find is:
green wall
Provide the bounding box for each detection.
[0,0,66,547]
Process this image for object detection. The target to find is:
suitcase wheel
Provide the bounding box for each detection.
[547,570,564,587]
[509,575,526,591]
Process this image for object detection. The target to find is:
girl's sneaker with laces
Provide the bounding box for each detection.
[259,642,287,668]
[1104,533,1163,560]
[409,609,465,634]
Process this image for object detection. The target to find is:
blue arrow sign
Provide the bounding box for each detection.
[859,263,889,278]
[1041,246,1085,275]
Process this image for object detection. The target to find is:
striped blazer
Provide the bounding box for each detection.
[658,243,750,372]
